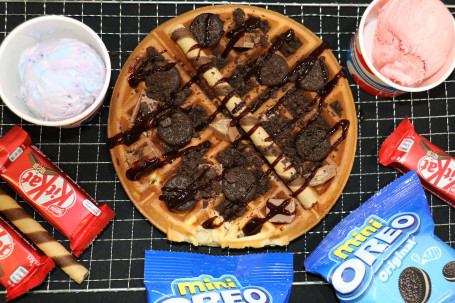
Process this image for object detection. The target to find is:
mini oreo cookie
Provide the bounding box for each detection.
[222,166,256,203]
[190,13,224,48]
[297,57,329,92]
[399,267,431,303]
[157,111,194,148]
[258,54,289,86]
[443,261,455,282]
[295,127,330,162]
[161,174,198,212]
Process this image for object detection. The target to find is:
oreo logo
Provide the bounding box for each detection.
[20,168,76,216]
[329,213,420,300]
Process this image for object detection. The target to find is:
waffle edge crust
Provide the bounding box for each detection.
[107,5,357,248]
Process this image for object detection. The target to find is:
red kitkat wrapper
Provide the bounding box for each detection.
[0,125,115,257]
[0,216,54,301]
[379,117,455,207]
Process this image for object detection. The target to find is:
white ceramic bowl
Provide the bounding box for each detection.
[0,15,111,127]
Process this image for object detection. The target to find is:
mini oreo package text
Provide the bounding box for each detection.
[305,171,455,302]
[144,250,293,303]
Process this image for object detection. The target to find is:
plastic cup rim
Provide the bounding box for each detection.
[0,15,111,127]
[357,0,455,93]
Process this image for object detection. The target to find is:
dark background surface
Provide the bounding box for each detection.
[1,1,455,302]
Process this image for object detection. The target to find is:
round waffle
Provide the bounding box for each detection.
[107,5,357,248]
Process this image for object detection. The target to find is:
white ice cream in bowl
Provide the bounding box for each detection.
[0,15,111,127]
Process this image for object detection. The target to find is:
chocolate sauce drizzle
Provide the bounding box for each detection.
[242,198,294,236]
[127,50,170,88]
[159,169,222,211]
[202,216,223,229]
[126,141,212,181]
[107,102,171,149]
[222,15,262,58]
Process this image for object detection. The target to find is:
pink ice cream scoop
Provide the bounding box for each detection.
[18,38,106,121]
[372,0,454,87]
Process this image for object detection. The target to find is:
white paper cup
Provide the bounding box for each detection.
[346,0,455,97]
[0,15,111,127]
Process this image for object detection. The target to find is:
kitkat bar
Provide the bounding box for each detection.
[379,117,455,207]
[0,125,115,257]
[0,215,54,301]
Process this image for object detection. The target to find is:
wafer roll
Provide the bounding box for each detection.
[170,24,318,208]
[0,189,89,284]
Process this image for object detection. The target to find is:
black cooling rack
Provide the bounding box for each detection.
[1,1,455,302]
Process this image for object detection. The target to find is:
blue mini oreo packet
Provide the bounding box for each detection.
[144,251,293,303]
[305,171,455,302]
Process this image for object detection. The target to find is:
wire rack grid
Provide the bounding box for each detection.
[0,1,455,302]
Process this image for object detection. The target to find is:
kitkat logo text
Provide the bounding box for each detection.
[418,156,455,193]
[0,226,13,259]
[20,169,76,216]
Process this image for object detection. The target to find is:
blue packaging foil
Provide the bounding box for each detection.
[305,171,455,302]
[144,251,293,303]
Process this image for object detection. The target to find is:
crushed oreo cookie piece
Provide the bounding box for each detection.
[330,100,343,117]
[222,167,256,203]
[295,127,330,162]
[262,113,293,142]
[194,163,223,200]
[157,110,194,148]
[282,89,314,117]
[176,143,212,180]
[215,199,248,221]
[257,54,289,86]
[229,64,256,96]
[217,141,263,169]
[211,49,230,70]
[272,34,302,57]
[189,105,210,132]
[190,13,225,48]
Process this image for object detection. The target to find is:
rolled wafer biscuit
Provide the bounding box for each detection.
[0,189,89,284]
[170,24,318,208]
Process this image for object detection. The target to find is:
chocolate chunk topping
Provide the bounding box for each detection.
[257,54,289,86]
[272,34,302,57]
[222,167,256,203]
[297,57,329,92]
[295,127,330,162]
[161,174,197,211]
[157,111,194,148]
[190,13,224,48]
